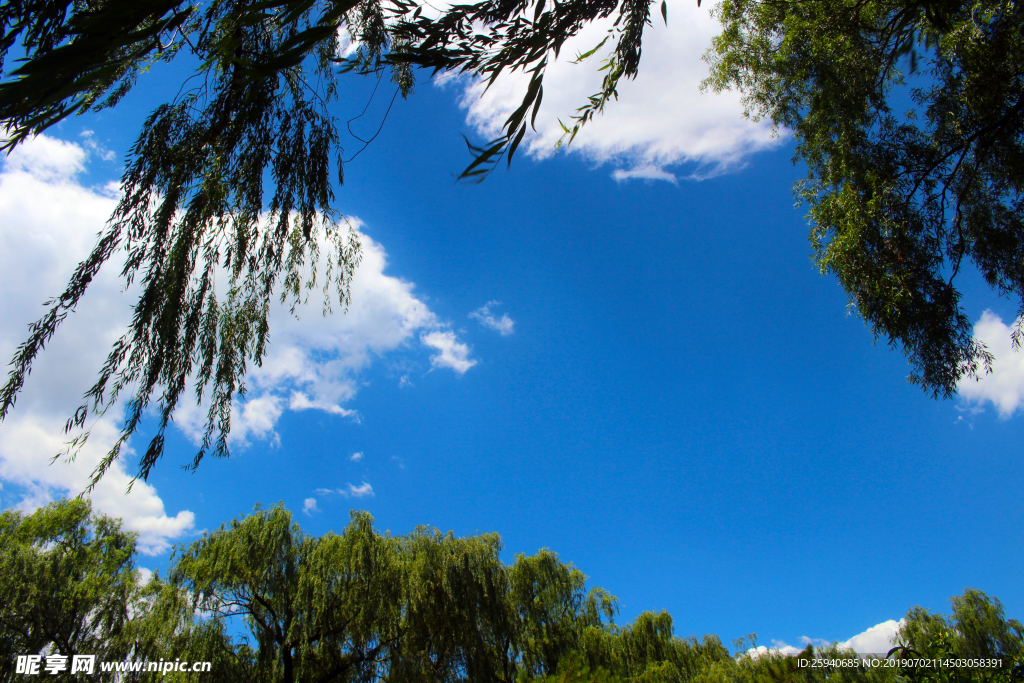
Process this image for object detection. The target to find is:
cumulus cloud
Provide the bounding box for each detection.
[837,619,903,655]
[2,131,87,182]
[421,330,477,373]
[169,220,477,446]
[445,0,780,179]
[0,132,474,548]
[470,301,515,335]
[303,498,320,516]
[0,134,194,555]
[0,414,196,556]
[957,311,1024,418]
[749,619,904,660]
[743,642,803,659]
[350,451,364,462]
[136,567,155,586]
[218,216,478,438]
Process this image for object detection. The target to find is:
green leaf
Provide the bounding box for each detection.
[507,123,527,164]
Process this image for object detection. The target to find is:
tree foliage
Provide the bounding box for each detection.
[704,0,1024,397]
[388,0,662,178]
[2,0,1022,489]
[0,0,663,488]
[0,499,142,680]
[0,0,393,485]
[165,504,621,683]
[4,499,1024,683]
[892,589,1024,683]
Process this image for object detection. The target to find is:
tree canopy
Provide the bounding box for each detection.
[5,499,1023,683]
[0,0,1021,487]
[0,498,142,674]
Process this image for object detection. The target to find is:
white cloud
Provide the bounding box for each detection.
[79,130,116,162]
[236,395,285,446]
[336,26,361,59]
[743,642,803,659]
[341,481,374,498]
[957,311,1024,418]
[302,497,320,515]
[799,636,832,648]
[310,481,374,501]
[2,131,87,182]
[193,217,478,442]
[350,451,364,462]
[0,412,195,555]
[0,132,476,548]
[470,301,515,335]
[421,330,477,373]
[445,0,780,179]
[288,391,359,418]
[612,166,680,185]
[837,619,903,655]
[0,134,194,556]
[751,619,905,661]
[136,567,155,586]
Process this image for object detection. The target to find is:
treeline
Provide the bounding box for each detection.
[2,500,1021,683]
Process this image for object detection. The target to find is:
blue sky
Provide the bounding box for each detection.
[1,0,1023,658]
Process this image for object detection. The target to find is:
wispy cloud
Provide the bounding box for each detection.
[341,482,374,498]
[612,166,679,185]
[470,301,515,335]
[799,637,832,648]
[79,130,116,162]
[314,482,374,498]
[302,498,320,516]
[957,311,1024,418]
[350,452,364,462]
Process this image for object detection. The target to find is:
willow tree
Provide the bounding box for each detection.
[0,499,140,671]
[0,0,661,487]
[8,500,1023,683]
[166,504,620,683]
[509,549,618,679]
[0,499,252,682]
[893,589,1024,683]
[704,0,1024,397]
[0,500,143,679]
[3,0,1021,492]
